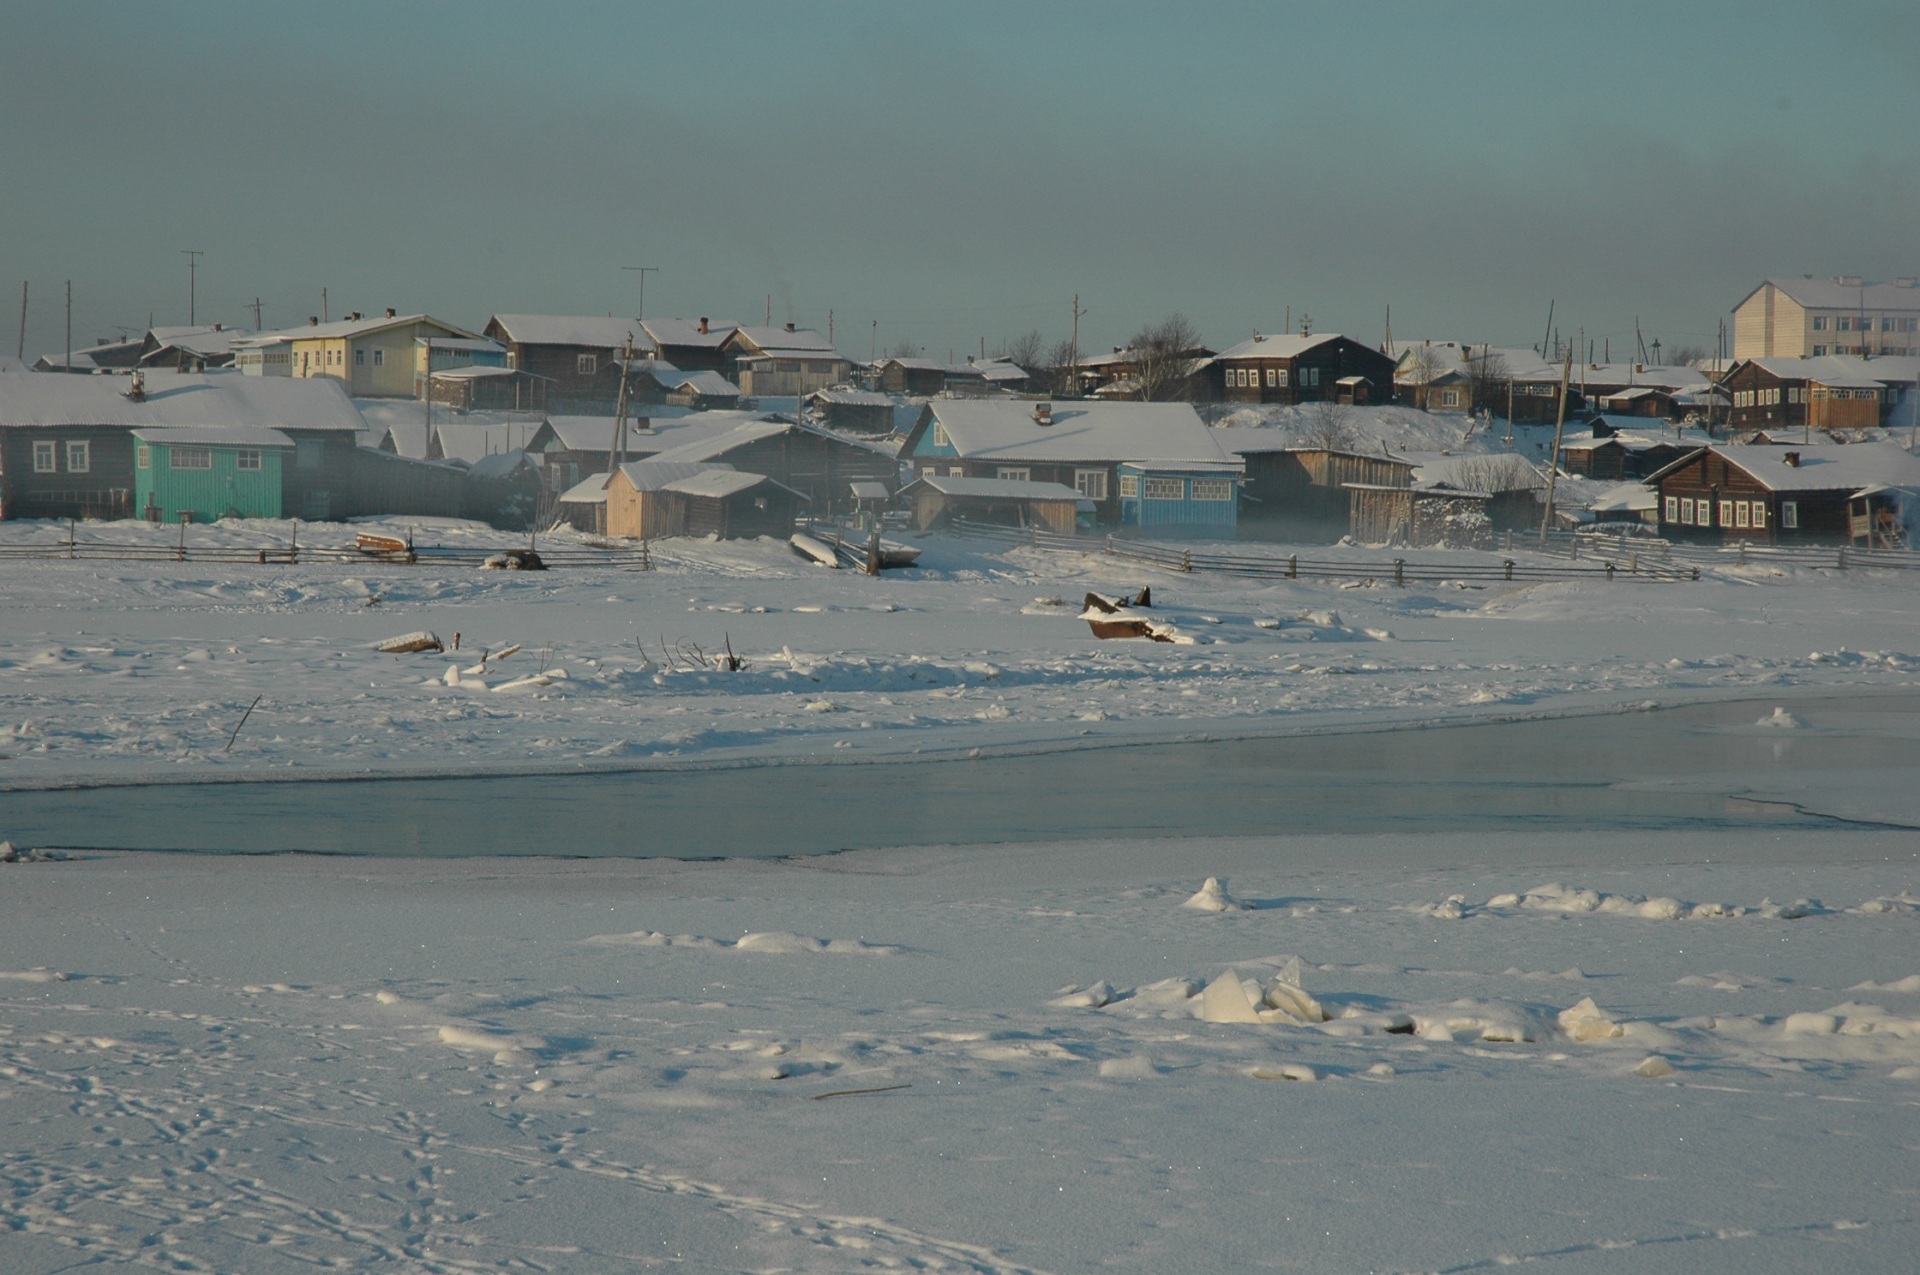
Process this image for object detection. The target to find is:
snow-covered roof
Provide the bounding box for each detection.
[611,460,736,492]
[430,365,525,382]
[129,426,293,447]
[1742,277,1920,313]
[614,358,682,378]
[1647,442,1920,493]
[809,388,894,407]
[485,315,648,350]
[909,474,1085,501]
[849,480,892,501]
[1215,332,1346,361]
[643,419,793,464]
[1402,451,1547,492]
[1588,481,1659,513]
[1573,363,1709,392]
[556,473,611,504]
[1736,354,1920,386]
[466,450,538,481]
[241,314,479,344]
[729,326,838,357]
[431,420,543,464]
[973,361,1031,383]
[640,318,739,350]
[921,400,1240,468]
[660,469,796,500]
[142,326,253,359]
[881,356,948,372]
[0,369,368,432]
[669,370,741,397]
[417,336,506,354]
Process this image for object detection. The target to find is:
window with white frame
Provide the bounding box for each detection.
[1696,500,1712,527]
[1275,367,1289,386]
[996,466,1030,482]
[948,465,964,476]
[32,441,56,473]
[1736,501,1750,528]
[1718,500,1733,526]
[1680,497,1694,523]
[1118,474,1140,498]
[137,445,150,470]
[372,348,384,366]
[577,354,598,375]
[1265,367,1276,387]
[1664,495,1679,522]
[354,348,365,365]
[1780,501,1798,529]
[1440,390,1460,407]
[236,449,262,471]
[932,422,949,448]
[1074,468,1108,500]
[171,446,213,470]
[1751,503,1765,528]
[1191,478,1233,501]
[1812,316,1827,330]
[1142,476,1185,500]
[65,441,89,473]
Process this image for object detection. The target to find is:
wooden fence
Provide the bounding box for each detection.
[0,521,654,570]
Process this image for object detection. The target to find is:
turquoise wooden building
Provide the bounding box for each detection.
[132,427,293,523]
[1116,461,1242,533]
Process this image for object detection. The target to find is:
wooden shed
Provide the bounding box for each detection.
[603,461,739,539]
[660,469,806,540]
[133,427,291,523]
[1346,483,1494,547]
[1225,443,1414,542]
[903,474,1087,534]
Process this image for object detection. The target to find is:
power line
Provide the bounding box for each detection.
[180,250,204,326]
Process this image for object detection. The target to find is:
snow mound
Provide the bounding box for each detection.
[1757,706,1802,729]
[584,929,902,955]
[1181,876,1244,911]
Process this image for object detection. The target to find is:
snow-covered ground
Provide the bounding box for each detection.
[3,516,1920,1272]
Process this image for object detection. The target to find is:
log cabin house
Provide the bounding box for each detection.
[1644,441,1920,544]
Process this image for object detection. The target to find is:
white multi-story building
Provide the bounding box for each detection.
[1732,277,1920,360]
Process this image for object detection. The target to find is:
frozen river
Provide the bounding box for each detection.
[6,693,1915,858]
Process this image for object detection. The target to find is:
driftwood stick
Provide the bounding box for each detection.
[225,695,263,752]
[809,1083,910,1101]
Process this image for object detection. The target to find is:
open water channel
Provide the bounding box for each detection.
[5,694,1917,859]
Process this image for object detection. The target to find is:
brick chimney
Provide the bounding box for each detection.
[1033,402,1053,427]
[385,308,396,319]
[1784,451,1801,467]
[699,317,709,334]
[784,322,795,333]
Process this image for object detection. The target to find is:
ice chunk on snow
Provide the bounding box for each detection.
[1098,1054,1162,1079]
[1181,876,1243,911]
[1261,958,1327,1022]
[1757,706,1802,728]
[1248,1063,1318,1081]
[1558,997,1625,1041]
[1049,982,1115,1009]
[1634,1055,1676,1077]
[1198,969,1264,1023]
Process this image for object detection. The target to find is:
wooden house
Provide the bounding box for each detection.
[640,417,898,517]
[1645,441,1920,544]
[524,414,659,501]
[1346,484,1494,547]
[461,450,543,530]
[137,325,251,372]
[901,399,1240,531]
[723,325,851,398]
[426,366,553,414]
[807,388,897,435]
[664,370,743,409]
[1720,355,1917,433]
[1594,385,1678,419]
[603,461,734,539]
[637,318,740,373]
[1214,332,1395,406]
[876,357,950,395]
[902,474,1087,534]
[132,427,291,523]
[1219,438,1414,542]
[482,315,650,411]
[0,370,367,522]
[660,469,806,540]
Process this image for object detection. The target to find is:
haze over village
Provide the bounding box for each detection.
[2,6,1919,1275]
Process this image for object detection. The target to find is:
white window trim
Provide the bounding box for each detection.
[65,441,90,473]
[1191,477,1234,502]
[171,446,213,471]
[32,440,57,473]
[996,466,1030,482]
[1074,468,1108,500]
[236,449,263,471]
[1780,501,1799,529]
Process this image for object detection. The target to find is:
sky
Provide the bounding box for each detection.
[4,1,1919,366]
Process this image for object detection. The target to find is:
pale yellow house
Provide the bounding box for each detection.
[234,311,480,398]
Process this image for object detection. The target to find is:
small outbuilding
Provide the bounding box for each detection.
[132,427,292,523]
[903,474,1088,534]
[660,468,807,540]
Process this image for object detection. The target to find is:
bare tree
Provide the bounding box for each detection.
[885,338,922,361]
[1297,401,1358,451]
[1666,343,1708,367]
[1400,343,1447,409]
[1127,312,1207,402]
[1041,336,1078,396]
[1464,347,1511,415]
[1003,329,1047,372]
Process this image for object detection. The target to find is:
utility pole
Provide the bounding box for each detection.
[1539,349,1573,546]
[871,319,877,362]
[608,334,636,478]
[620,265,657,320]
[1070,293,1086,397]
[322,287,329,323]
[765,294,771,326]
[15,281,24,362]
[65,280,72,373]
[828,310,833,346]
[180,250,203,325]
[248,297,263,331]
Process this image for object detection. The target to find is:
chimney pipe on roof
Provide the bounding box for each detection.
[385,308,396,319]
[1034,402,1053,427]
[1784,451,1801,467]
[125,369,146,402]
[784,321,795,333]
[213,323,221,331]
[699,317,709,333]
[309,316,319,325]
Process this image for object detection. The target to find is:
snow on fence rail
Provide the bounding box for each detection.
[945,518,1697,583]
[0,522,655,569]
[1546,528,1920,573]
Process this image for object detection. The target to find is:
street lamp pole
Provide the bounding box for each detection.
[621,265,658,321]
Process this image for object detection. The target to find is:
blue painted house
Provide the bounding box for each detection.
[901,399,1242,533]
[132,426,293,523]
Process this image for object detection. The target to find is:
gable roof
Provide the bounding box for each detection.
[485,315,649,350]
[725,326,842,359]
[0,369,368,432]
[906,474,1085,501]
[1647,441,1920,493]
[1215,332,1349,361]
[668,370,741,397]
[639,318,739,350]
[240,313,480,345]
[916,400,1239,468]
[1733,354,1920,386]
[659,468,804,500]
[1740,277,1920,313]
[611,460,737,492]
[129,426,294,447]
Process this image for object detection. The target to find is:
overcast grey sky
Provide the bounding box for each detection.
[4,1,1918,363]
